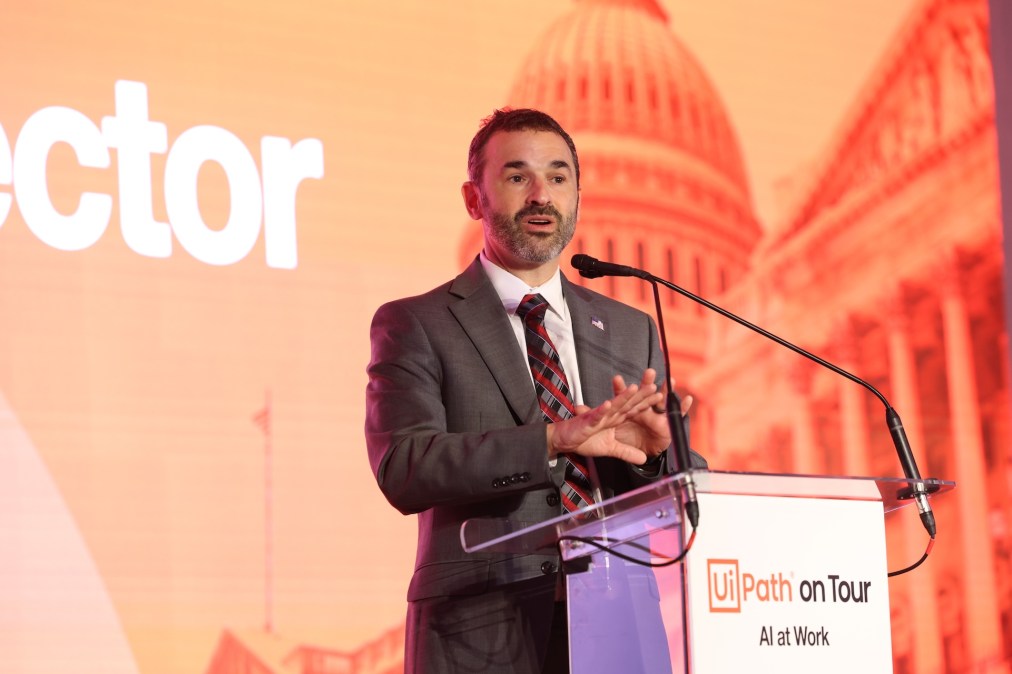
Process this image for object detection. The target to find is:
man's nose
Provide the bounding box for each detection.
[527,178,551,205]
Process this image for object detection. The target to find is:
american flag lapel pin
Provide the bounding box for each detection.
[591,316,605,331]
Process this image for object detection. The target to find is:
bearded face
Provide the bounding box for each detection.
[482,197,578,265]
[467,130,580,274]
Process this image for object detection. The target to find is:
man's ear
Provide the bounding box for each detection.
[461,181,483,221]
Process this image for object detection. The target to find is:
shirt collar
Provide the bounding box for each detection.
[479,251,567,320]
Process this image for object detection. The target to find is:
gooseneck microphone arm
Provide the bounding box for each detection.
[570,254,937,539]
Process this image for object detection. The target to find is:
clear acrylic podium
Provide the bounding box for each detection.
[460,470,954,674]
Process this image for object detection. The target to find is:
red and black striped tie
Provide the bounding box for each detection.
[516,293,596,512]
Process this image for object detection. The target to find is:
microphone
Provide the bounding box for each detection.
[571,254,650,279]
[571,254,938,539]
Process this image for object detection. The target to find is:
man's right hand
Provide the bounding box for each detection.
[545,380,664,465]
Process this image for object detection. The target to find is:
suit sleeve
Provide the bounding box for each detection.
[365,300,556,515]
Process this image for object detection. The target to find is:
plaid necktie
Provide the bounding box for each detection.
[516,293,596,512]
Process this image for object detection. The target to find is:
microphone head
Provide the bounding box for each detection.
[570,254,604,278]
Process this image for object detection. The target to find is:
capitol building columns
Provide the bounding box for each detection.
[882,287,946,674]
[761,276,996,672]
[831,320,872,478]
[937,255,1009,672]
[786,358,821,475]
[883,289,929,466]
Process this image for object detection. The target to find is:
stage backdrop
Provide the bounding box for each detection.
[1,1,1009,673]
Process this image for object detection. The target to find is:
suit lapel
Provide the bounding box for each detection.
[564,277,615,408]
[449,259,541,424]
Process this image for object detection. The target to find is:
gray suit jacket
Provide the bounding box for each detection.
[365,258,701,670]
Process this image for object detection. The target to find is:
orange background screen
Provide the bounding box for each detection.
[0,1,1008,673]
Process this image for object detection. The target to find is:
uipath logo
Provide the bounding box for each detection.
[707,558,794,613]
[0,80,324,268]
[708,559,742,613]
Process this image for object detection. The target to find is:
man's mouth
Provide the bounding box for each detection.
[516,205,563,227]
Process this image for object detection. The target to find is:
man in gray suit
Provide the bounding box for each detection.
[366,109,697,673]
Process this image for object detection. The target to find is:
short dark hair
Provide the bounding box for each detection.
[467,108,580,188]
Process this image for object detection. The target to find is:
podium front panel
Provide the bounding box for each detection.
[683,492,892,673]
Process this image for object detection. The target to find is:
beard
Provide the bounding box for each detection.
[484,201,578,265]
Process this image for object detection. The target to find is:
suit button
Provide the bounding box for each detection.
[509,473,520,484]
[546,493,560,507]
[520,472,530,482]
[541,561,557,575]
[492,479,501,488]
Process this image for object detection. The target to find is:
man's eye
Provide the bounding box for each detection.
[508,175,524,183]
[551,176,566,183]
